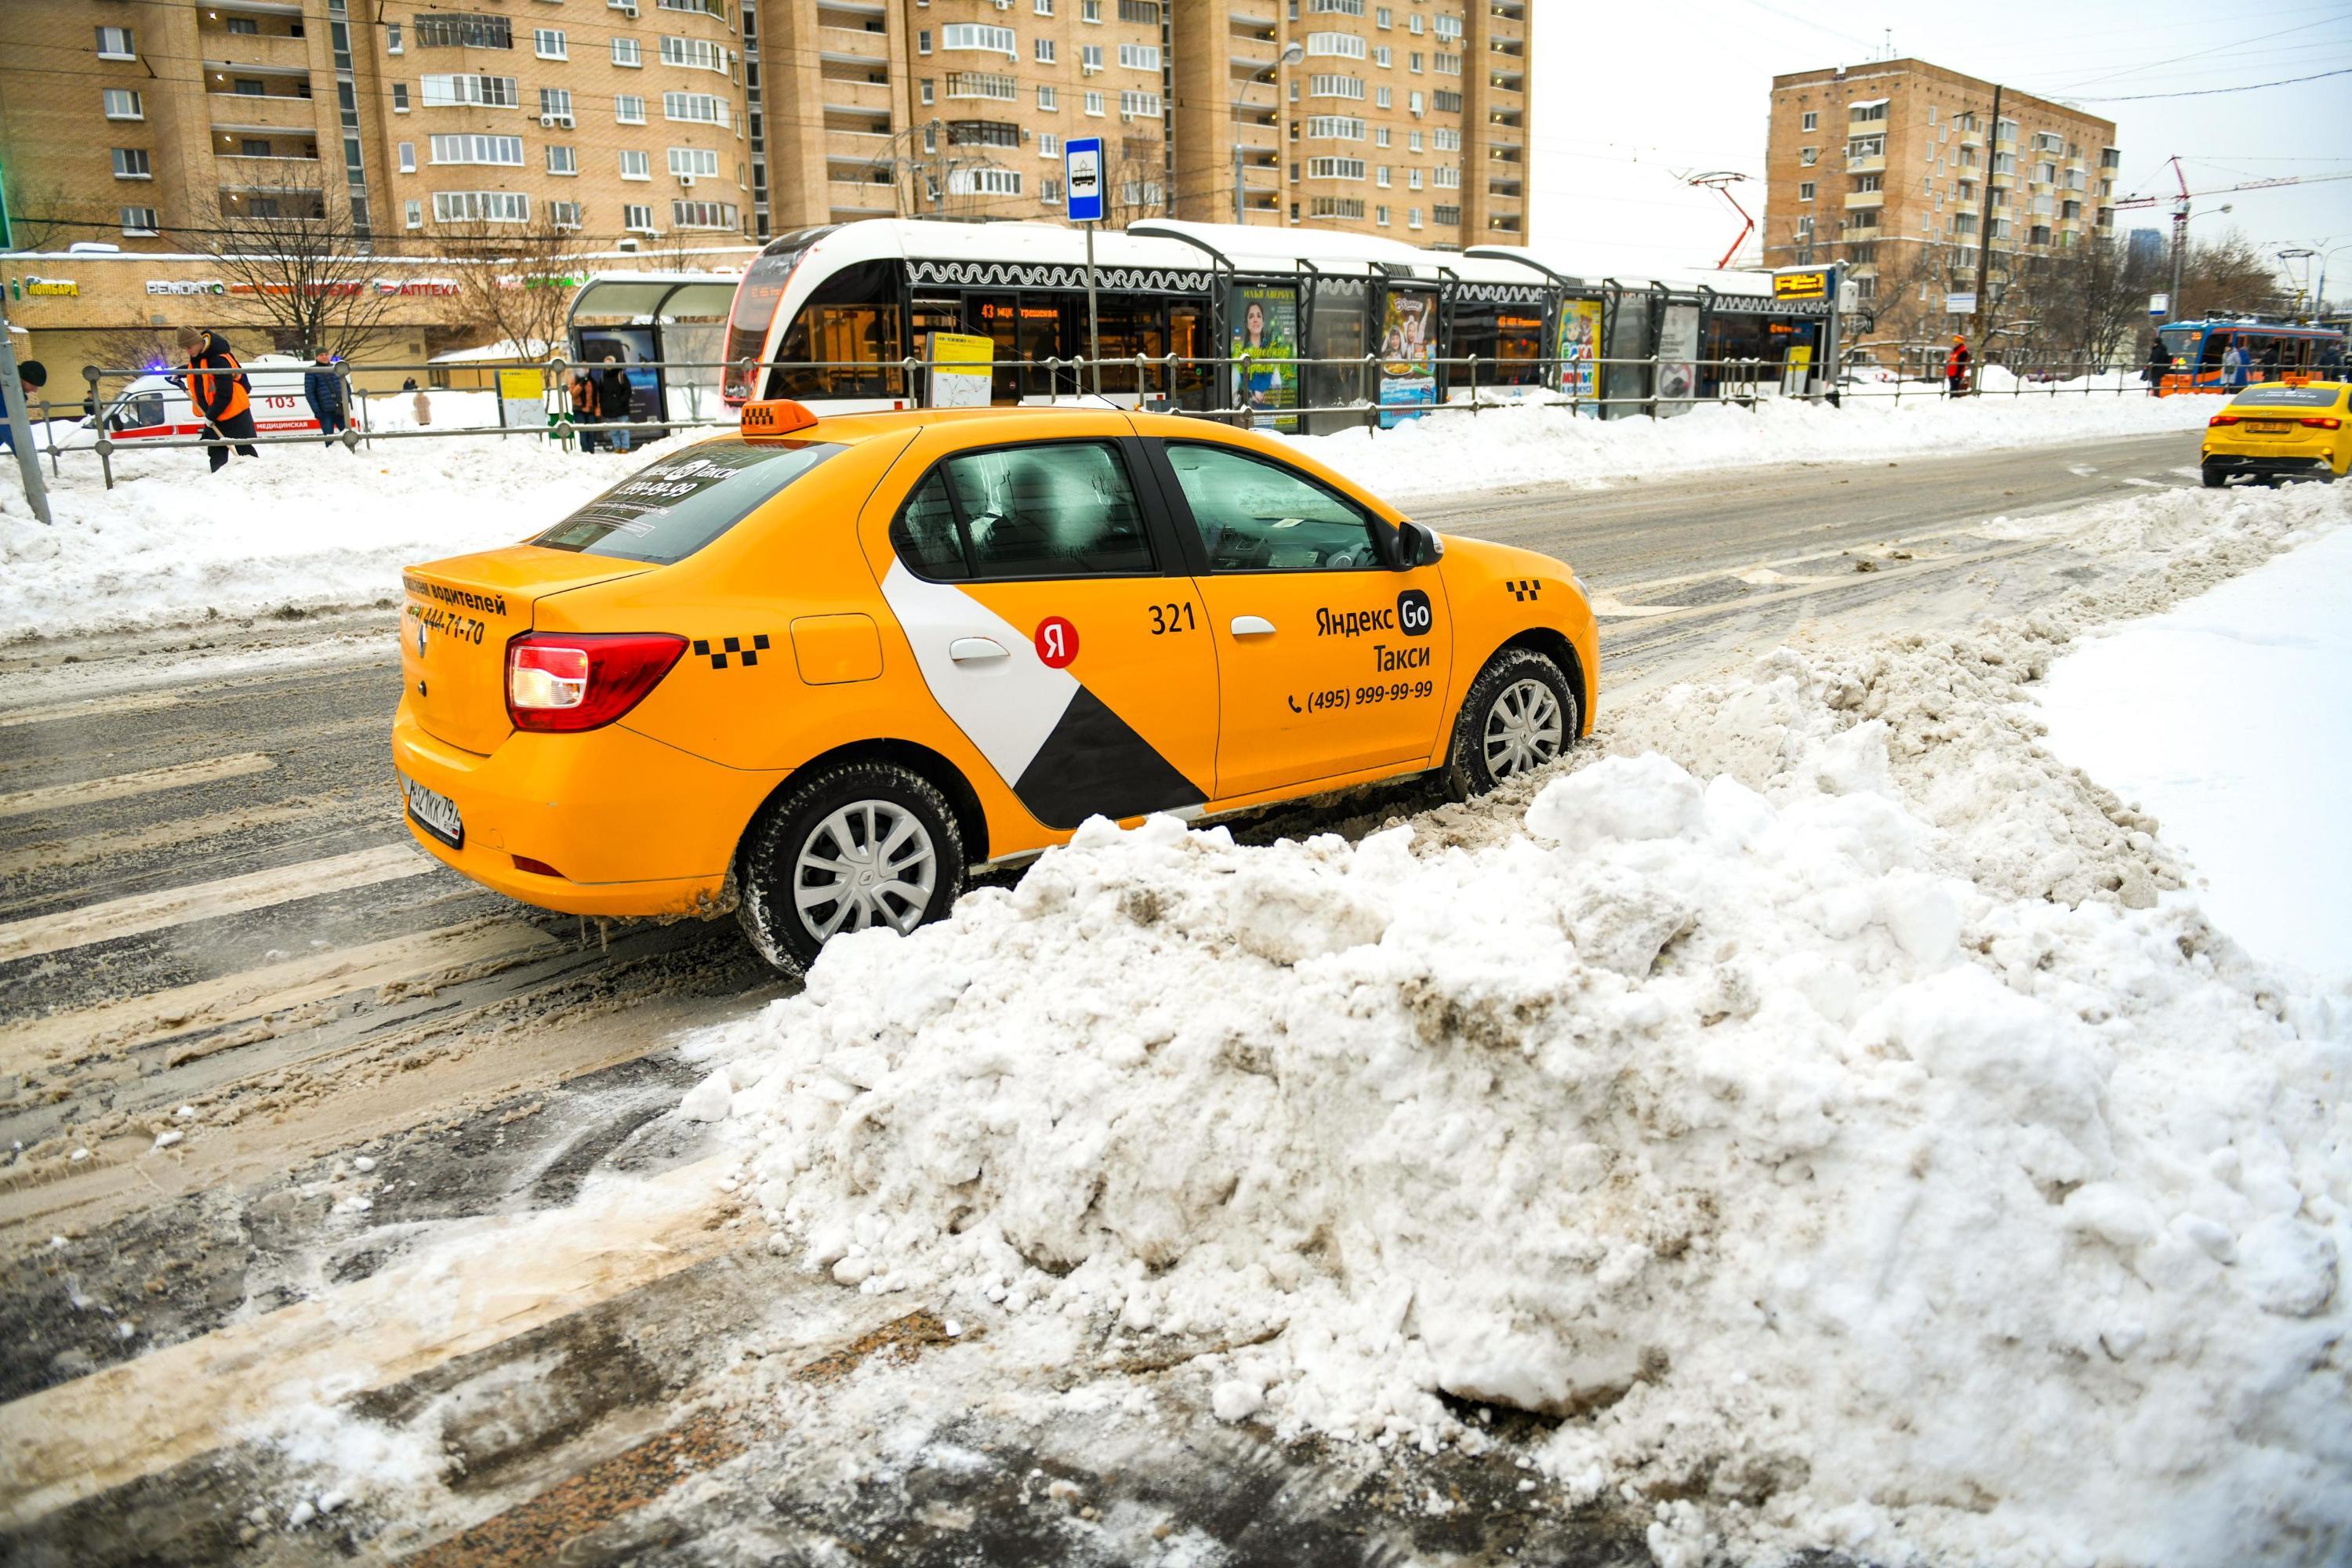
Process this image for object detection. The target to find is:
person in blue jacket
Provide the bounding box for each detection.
[303,350,350,444]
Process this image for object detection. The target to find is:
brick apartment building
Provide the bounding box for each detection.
[1760,59,2118,324]
[0,0,1531,255]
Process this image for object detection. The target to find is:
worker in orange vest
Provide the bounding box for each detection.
[176,325,260,471]
[1944,334,1972,398]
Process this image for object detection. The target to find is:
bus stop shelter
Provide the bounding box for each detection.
[566,270,742,429]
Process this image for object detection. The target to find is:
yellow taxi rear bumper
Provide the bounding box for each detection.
[391,702,775,917]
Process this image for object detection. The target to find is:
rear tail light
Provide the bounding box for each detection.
[2299,416,2342,430]
[506,632,687,732]
[2208,415,2239,426]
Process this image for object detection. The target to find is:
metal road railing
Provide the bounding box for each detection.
[9,347,2172,495]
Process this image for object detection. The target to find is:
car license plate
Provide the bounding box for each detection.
[401,771,464,850]
[2247,421,2292,434]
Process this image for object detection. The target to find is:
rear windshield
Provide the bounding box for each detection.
[532,438,840,564]
[2225,386,2343,410]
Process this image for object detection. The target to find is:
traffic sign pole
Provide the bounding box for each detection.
[1064,136,1105,399]
[0,285,54,526]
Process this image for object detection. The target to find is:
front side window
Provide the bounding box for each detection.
[890,442,1152,580]
[535,441,843,564]
[1163,444,1384,572]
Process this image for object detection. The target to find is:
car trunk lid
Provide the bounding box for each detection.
[400,548,652,754]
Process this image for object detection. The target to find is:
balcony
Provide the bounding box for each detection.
[821,78,892,116]
[198,33,311,74]
[207,90,321,133]
[818,24,887,64]
[1487,176,1522,197]
[1843,188,1883,209]
[826,127,889,163]
[829,180,896,216]
[1847,153,1885,175]
[1487,70,1523,93]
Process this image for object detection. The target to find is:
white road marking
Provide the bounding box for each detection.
[0,691,184,731]
[0,843,434,964]
[0,1156,740,1526]
[0,753,274,820]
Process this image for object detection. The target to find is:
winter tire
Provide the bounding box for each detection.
[736,760,967,978]
[1444,648,1580,801]
[2201,464,2227,489]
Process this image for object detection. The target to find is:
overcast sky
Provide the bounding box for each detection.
[1526,0,2352,299]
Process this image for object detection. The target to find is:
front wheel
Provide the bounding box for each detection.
[736,761,967,977]
[1444,648,1581,801]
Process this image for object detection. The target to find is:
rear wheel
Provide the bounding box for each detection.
[736,760,967,977]
[1445,648,1581,801]
[2201,463,2228,489]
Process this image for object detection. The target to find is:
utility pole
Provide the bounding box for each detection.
[0,287,53,526]
[1233,144,1244,224]
[1968,82,2003,370]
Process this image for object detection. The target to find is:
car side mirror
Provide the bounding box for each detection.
[1394,520,1443,569]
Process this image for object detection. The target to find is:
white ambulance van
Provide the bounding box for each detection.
[61,354,331,447]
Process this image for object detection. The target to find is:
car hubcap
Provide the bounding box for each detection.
[1483,677,1565,779]
[792,800,938,942]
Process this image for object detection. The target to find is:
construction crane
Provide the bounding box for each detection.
[2114,157,2352,321]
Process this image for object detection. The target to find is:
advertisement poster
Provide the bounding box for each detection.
[1656,303,1700,417]
[1558,299,1603,407]
[929,331,995,408]
[1231,285,1297,430]
[1377,289,1437,428]
[497,367,547,434]
[1780,343,1813,397]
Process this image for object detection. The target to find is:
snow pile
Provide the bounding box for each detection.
[2039,525,2352,989]
[0,432,687,640]
[684,484,2352,1566]
[1307,383,2214,499]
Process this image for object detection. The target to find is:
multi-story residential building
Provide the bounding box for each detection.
[1761,60,2118,318]
[0,0,1533,256]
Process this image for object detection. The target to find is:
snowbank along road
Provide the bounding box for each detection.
[4,428,2343,1566]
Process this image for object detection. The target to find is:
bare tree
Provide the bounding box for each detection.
[2,172,115,252]
[438,214,587,358]
[2174,233,2288,321]
[191,174,405,358]
[1104,141,1169,226]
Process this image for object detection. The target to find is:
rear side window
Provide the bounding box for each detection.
[2225,386,2341,410]
[533,438,840,563]
[888,440,1154,580]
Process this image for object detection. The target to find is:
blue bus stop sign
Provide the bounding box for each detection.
[1064,136,1104,224]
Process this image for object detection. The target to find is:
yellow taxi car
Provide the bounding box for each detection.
[393,401,1599,973]
[2201,380,2350,488]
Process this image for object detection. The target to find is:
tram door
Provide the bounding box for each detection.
[1169,303,1213,411]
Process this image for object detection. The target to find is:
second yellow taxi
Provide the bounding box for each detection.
[393,401,1599,974]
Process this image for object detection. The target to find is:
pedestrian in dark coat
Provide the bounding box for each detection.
[2256,340,2282,382]
[568,368,601,452]
[2143,336,2169,394]
[303,350,350,443]
[1945,335,1972,397]
[176,326,259,471]
[597,358,635,452]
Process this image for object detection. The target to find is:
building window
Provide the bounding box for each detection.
[670,198,740,228]
[620,149,651,179]
[1310,74,1365,100]
[669,146,721,177]
[549,201,582,230]
[1433,127,1459,151]
[434,190,530,223]
[1036,85,1058,111]
[387,23,403,53]
[1308,31,1367,58]
[415,14,514,49]
[1375,165,1390,187]
[1118,89,1160,117]
[1084,89,1105,115]
[1119,43,1159,70]
[1377,5,1392,24]
[422,74,520,107]
[96,26,136,60]
[547,144,577,175]
[1433,165,1457,188]
[1801,110,1817,131]
[1373,45,1390,67]
[120,205,159,236]
[1852,172,1881,192]
[539,87,574,119]
[1405,167,1421,189]
[1307,156,1366,180]
[617,94,648,124]
[661,36,729,73]
[103,89,143,120]
[917,28,931,53]
[1038,132,1059,157]
[945,72,1017,101]
[1036,38,1055,62]
[920,80,935,105]
[1798,181,1814,201]
[111,147,151,180]
[430,132,524,165]
[625,203,657,232]
[1432,203,1458,226]
[1040,176,1062,204]
[1407,205,1421,227]
[1081,43,1102,70]
[398,140,416,172]
[612,37,642,67]
[535,28,567,60]
[1119,0,1160,18]
[664,92,729,125]
[1036,0,1054,11]
[393,83,410,111]
[1407,129,1421,151]
[948,167,1022,195]
[404,199,423,230]
[941,23,1016,55]
[1082,0,1102,20]
[1308,116,1365,140]
[1375,203,1388,224]
[1408,11,1425,31]
[221,15,257,34]
[1310,195,1365,218]
[1799,147,1817,165]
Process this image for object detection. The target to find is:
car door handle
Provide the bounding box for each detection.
[949,637,1009,662]
[1229,615,1276,637]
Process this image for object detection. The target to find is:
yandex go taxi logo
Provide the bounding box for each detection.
[1034,615,1080,669]
[1396,589,1432,638]
[1313,590,1434,640]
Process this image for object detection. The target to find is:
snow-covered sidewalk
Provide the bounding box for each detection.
[1,388,2214,642]
[673,478,2350,1568]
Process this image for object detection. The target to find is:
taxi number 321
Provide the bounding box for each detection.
[1148,602,1196,634]
[1297,680,1434,713]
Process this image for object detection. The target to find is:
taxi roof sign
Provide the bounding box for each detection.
[739,398,818,438]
